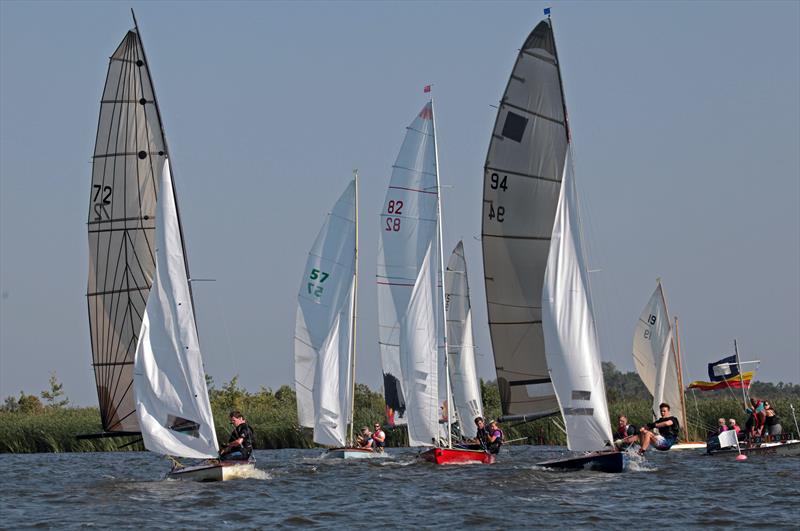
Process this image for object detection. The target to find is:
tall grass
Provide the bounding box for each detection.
[1,382,797,453]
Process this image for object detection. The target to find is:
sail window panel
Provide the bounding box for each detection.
[501,112,528,142]
[488,110,567,180]
[503,52,565,125]
[499,378,559,417]
[483,237,551,310]
[482,170,561,239]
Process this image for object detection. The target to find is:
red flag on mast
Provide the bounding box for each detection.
[423,85,431,93]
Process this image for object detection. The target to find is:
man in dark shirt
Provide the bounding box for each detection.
[638,403,680,454]
[474,416,489,452]
[219,411,254,461]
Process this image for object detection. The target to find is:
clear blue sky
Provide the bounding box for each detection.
[1,1,798,406]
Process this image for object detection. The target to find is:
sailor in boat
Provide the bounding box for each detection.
[613,415,639,449]
[219,411,254,461]
[763,401,782,440]
[372,423,386,452]
[486,421,503,455]
[356,426,374,449]
[637,403,680,455]
[728,418,741,435]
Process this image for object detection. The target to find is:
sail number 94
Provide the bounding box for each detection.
[487,205,505,222]
[490,173,508,191]
[308,268,330,298]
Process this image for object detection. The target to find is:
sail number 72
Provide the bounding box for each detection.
[92,185,112,220]
[308,268,330,298]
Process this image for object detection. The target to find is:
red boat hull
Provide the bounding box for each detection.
[421,447,495,465]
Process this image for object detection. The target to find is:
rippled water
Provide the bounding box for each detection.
[1,446,798,529]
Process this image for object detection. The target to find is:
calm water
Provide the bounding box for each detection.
[1,446,798,529]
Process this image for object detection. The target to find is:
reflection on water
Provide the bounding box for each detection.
[0,446,798,528]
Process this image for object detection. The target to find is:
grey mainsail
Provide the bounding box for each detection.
[481,20,567,421]
[86,20,176,434]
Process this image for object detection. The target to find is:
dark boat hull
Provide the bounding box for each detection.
[537,450,624,473]
[707,439,800,457]
[420,447,495,465]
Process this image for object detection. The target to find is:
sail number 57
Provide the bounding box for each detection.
[308,268,330,298]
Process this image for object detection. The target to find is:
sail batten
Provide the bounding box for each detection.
[481,20,566,419]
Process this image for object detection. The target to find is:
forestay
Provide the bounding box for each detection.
[399,245,439,447]
[481,20,566,421]
[445,241,483,438]
[294,181,356,447]
[633,283,685,429]
[377,103,439,428]
[87,28,167,433]
[542,157,613,452]
[134,160,218,459]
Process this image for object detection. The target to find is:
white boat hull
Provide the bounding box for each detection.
[166,460,255,481]
[323,447,385,459]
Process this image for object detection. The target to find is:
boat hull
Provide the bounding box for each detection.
[537,450,624,473]
[166,459,255,482]
[707,439,800,457]
[671,442,707,451]
[324,447,385,459]
[420,447,495,465]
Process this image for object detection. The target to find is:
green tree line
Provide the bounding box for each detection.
[1,366,798,453]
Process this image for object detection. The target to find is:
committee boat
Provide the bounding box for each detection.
[481,14,622,473]
[83,12,252,481]
[632,280,705,450]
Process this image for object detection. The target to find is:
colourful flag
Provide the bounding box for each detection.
[423,85,431,93]
[708,355,740,381]
[688,371,754,391]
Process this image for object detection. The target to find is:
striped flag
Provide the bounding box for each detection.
[688,371,754,391]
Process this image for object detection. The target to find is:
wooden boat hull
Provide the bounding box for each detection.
[707,439,800,457]
[166,459,255,482]
[420,447,495,465]
[537,450,624,473]
[324,447,385,459]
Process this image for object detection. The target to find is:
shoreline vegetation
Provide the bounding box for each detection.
[2,364,798,454]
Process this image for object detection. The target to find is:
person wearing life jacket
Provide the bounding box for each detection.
[614,415,638,449]
[486,420,503,455]
[219,411,254,461]
[372,423,386,452]
[474,416,489,452]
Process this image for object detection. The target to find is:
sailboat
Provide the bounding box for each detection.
[83,13,252,481]
[481,14,622,473]
[632,280,705,450]
[444,241,484,440]
[377,99,492,465]
[294,173,376,459]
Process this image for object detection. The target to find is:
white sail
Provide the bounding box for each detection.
[445,241,483,438]
[633,283,685,429]
[542,156,613,452]
[481,20,565,420]
[400,244,439,447]
[133,160,218,459]
[294,181,356,447]
[377,102,439,427]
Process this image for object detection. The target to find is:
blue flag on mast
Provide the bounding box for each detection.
[708,355,740,382]
[544,7,551,16]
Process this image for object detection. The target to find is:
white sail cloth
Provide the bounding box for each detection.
[542,157,613,452]
[377,102,439,428]
[400,244,439,447]
[445,241,483,438]
[633,284,685,428]
[294,181,356,447]
[134,160,219,459]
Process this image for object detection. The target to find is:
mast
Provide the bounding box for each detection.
[130,10,197,326]
[733,339,749,409]
[430,96,452,449]
[348,170,359,445]
[673,316,690,442]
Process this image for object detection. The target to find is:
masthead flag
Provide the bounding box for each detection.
[708,355,740,382]
[423,85,431,93]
